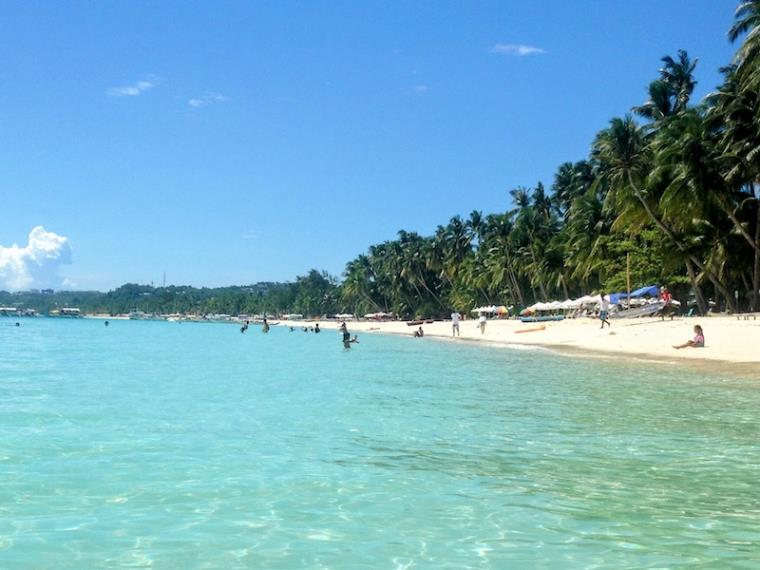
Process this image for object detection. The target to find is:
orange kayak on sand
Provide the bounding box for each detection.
[515,325,546,334]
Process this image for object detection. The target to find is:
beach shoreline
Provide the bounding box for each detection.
[278,316,760,378]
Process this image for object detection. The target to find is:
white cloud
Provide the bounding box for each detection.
[411,84,429,94]
[188,92,229,108]
[241,230,258,240]
[491,44,546,56]
[0,227,72,291]
[107,78,156,97]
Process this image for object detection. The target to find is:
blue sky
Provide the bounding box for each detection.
[0,0,739,290]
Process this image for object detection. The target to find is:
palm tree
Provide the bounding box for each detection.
[728,0,760,87]
[593,115,735,311]
[708,65,760,310]
[659,50,698,112]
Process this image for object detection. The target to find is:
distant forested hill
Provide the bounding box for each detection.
[0,270,341,317]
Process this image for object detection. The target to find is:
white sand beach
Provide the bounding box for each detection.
[280,316,760,375]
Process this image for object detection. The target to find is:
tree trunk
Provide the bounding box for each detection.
[753,198,760,312]
[685,259,707,315]
[627,173,735,311]
[705,272,737,313]
[510,269,525,306]
[528,247,548,300]
[415,269,446,310]
[718,192,760,255]
[504,249,525,306]
[560,273,570,300]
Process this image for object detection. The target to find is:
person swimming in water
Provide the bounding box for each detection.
[240,320,249,333]
[314,323,321,333]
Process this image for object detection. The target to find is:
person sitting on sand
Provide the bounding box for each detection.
[674,324,705,349]
[413,326,424,338]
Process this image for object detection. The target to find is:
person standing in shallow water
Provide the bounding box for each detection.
[314,323,320,333]
[262,318,270,333]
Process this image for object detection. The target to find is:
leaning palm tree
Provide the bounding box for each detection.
[728,0,760,87]
[708,65,760,309]
[593,115,736,311]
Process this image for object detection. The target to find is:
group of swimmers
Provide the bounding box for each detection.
[240,318,357,349]
[240,318,270,334]
[290,324,321,333]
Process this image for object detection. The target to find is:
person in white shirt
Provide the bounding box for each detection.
[478,314,487,334]
[451,311,461,336]
[599,292,611,329]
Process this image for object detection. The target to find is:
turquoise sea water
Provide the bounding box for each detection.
[2,318,760,568]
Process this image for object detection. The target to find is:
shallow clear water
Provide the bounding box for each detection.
[1,318,760,568]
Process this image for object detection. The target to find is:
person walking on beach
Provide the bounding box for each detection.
[478,314,487,334]
[599,292,611,329]
[673,324,705,349]
[451,311,461,337]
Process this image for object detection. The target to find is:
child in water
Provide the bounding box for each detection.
[343,335,359,349]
